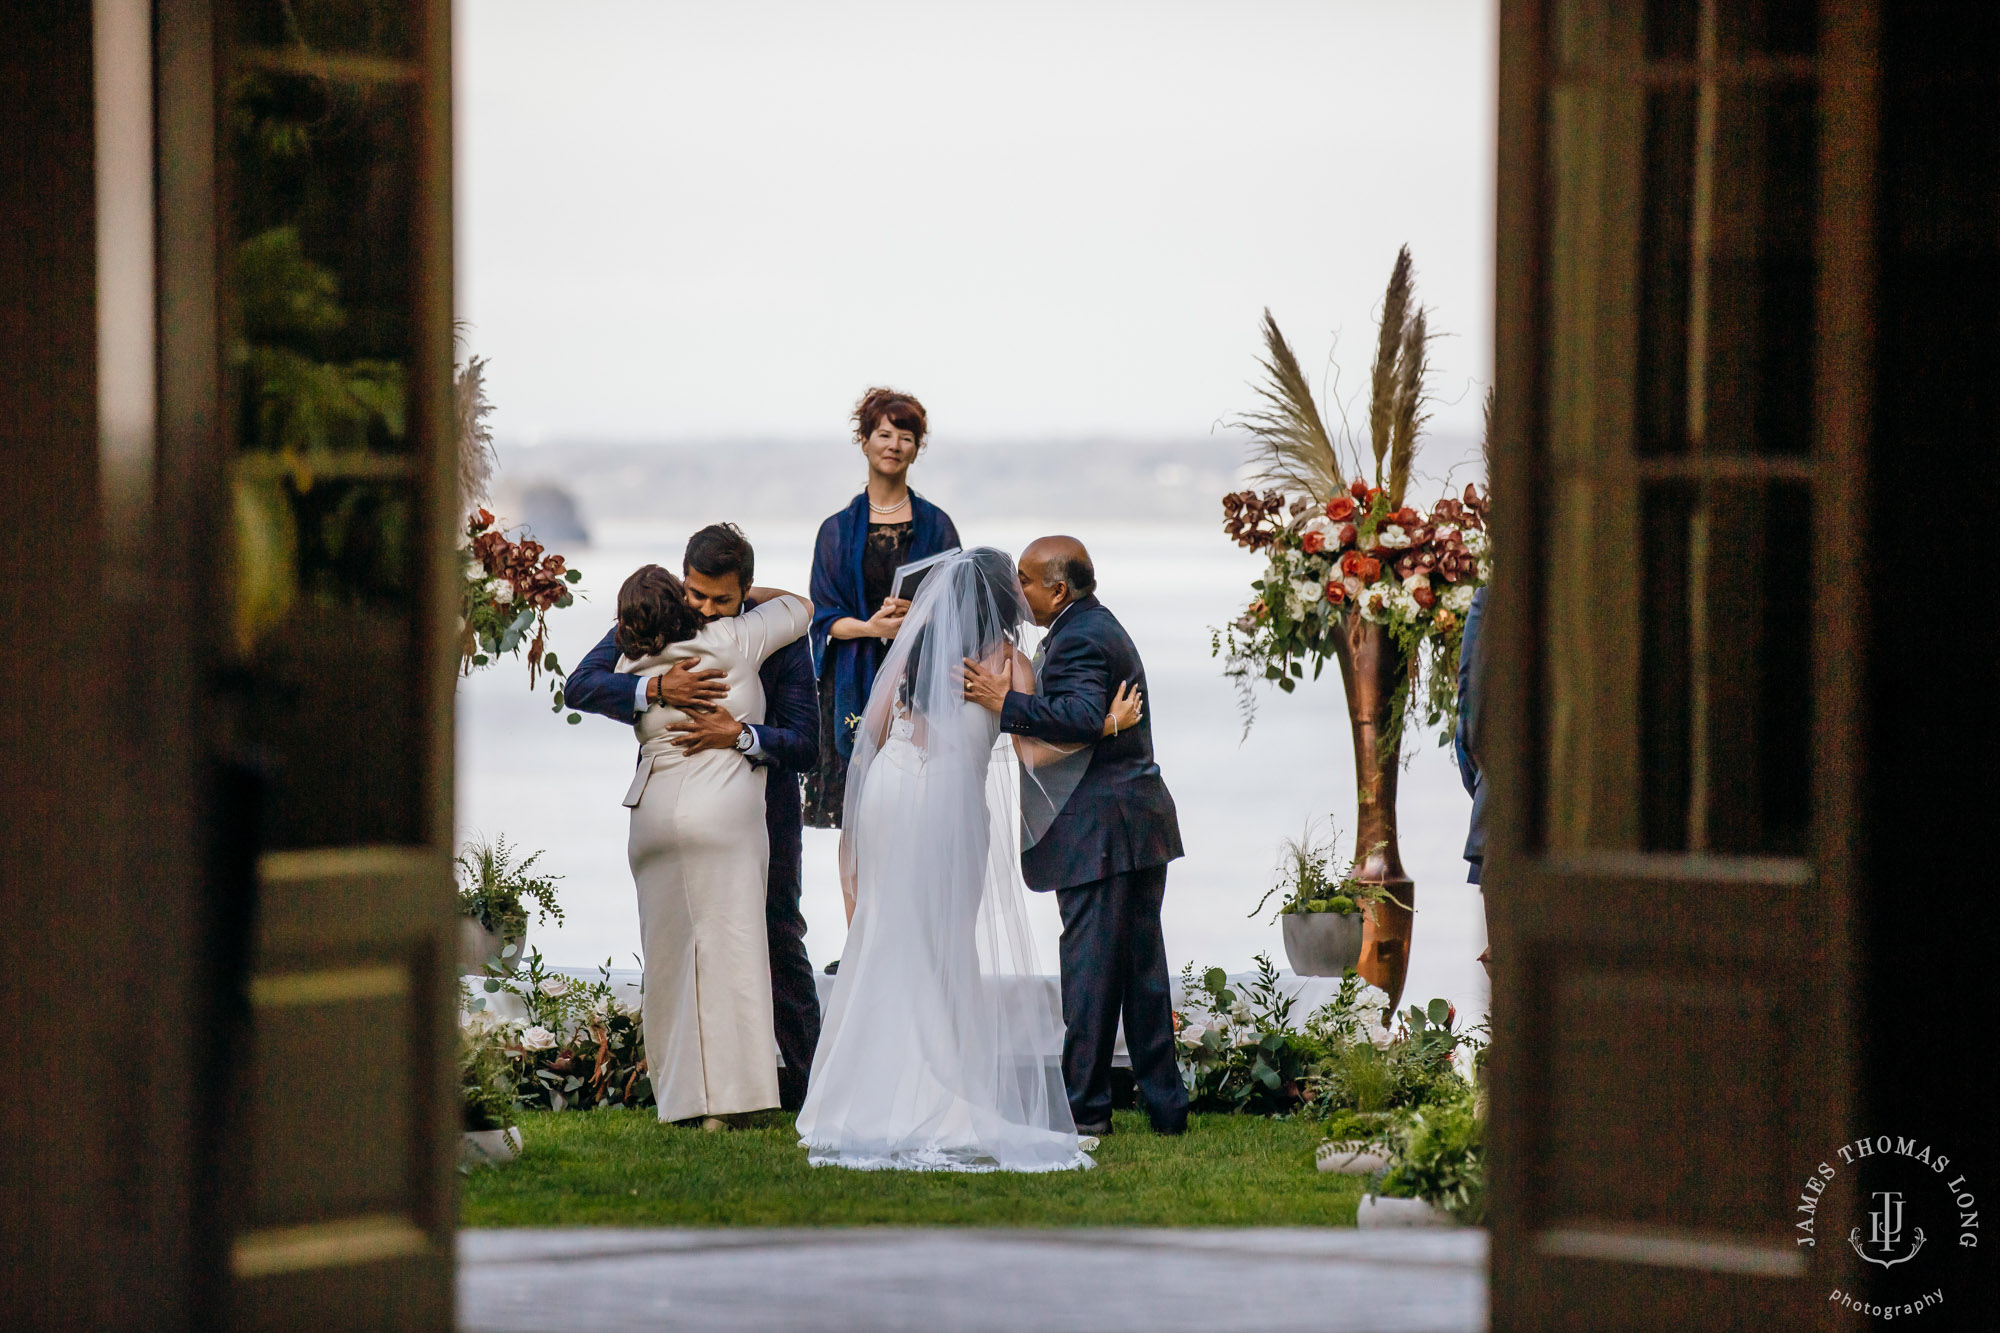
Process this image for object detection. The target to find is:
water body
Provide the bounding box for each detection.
[457,514,1490,1029]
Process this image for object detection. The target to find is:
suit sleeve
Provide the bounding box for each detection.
[1453,587,1486,794]
[999,629,1110,745]
[750,636,819,773]
[562,625,638,727]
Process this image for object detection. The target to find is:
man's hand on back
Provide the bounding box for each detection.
[667,705,748,755]
[650,658,728,710]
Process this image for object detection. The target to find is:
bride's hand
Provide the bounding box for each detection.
[1101,681,1143,737]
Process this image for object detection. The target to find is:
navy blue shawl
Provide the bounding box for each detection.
[808,491,960,759]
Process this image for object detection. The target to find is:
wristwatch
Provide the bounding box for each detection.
[733,725,755,754]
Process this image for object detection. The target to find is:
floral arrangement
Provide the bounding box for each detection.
[1213,247,1490,744]
[1216,480,1489,742]
[463,951,653,1114]
[1171,958,1484,1126]
[462,508,585,723]
[454,353,585,723]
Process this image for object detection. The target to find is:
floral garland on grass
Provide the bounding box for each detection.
[462,950,653,1115]
[1214,478,1489,745]
[462,507,585,723]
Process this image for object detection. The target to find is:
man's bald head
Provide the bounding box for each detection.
[1017,536,1096,626]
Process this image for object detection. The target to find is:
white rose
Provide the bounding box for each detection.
[1229,1000,1253,1023]
[519,1025,556,1052]
[1342,574,1366,599]
[1300,515,1333,541]
[1478,557,1493,581]
[1378,524,1412,549]
[538,976,569,997]
[1179,1023,1206,1046]
[492,578,516,606]
[1361,589,1391,623]
[1293,578,1323,604]
[1446,584,1475,613]
[1463,529,1489,556]
[1403,571,1429,593]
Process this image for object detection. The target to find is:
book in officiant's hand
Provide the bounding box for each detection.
[890,548,960,603]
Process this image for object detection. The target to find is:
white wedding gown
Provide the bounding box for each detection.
[795,551,1092,1173]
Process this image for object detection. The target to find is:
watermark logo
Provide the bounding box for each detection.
[1793,1133,1977,1320]
[1852,1190,1924,1268]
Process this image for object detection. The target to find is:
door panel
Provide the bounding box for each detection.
[207,2,458,1327]
[1491,1,1868,1326]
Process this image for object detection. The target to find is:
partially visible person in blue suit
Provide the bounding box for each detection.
[565,523,822,1110]
[803,388,960,845]
[962,535,1188,1139]
[1454,586,1488,886]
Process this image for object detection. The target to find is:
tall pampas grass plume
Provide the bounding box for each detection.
[456,354,496,508]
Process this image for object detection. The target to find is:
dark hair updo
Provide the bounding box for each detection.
[852,387,928,452]
[615,564,700,658]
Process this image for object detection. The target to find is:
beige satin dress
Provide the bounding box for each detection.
[618,594,811,1122]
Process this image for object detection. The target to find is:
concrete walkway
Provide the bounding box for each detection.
[458,1228,1488,1333]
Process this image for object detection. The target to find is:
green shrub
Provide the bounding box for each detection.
[1377,1084,1485,1224]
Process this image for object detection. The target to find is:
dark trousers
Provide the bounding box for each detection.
[768,852,824,1112]
[1055,864,1188,1130]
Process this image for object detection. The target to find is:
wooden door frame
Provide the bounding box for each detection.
[1487,1,1874,1325]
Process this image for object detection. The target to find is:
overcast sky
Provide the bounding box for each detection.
[455,0,1497,446]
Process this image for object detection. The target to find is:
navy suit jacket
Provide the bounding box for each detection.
[564,603,818,875]
[1000,595,1183,892]
[1454,586,1488,884]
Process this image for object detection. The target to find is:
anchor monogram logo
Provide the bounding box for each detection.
[1849,1190,1927,1268]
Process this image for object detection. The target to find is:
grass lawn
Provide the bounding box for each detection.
[462,1109,1361,1227]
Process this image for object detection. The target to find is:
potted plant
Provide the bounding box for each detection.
[1360,1080,1485,1228]
[456,836,564,975]
[460,1024,523,1166]
[1216,248,1489,1010]
[1253,823,1394,977]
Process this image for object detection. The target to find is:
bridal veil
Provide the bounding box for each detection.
[795,548,1091,1172]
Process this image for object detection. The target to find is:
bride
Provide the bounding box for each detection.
[796,548,1140,1172]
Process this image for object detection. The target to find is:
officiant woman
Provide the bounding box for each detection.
[804,388,960,837]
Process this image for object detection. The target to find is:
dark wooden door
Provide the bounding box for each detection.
[166,1,462,1326]
[1488,1,1872,1326]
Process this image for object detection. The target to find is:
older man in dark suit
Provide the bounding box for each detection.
[962,536,1188,1137]
[564,523,822,1110]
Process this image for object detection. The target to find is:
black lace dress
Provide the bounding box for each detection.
[801,520,913,827]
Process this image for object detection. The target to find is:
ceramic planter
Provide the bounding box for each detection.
[1281,910,1364,977]
[1315,1139,1390,1175]
[1357,1194,1455,1228]
[458,916,524,975]
[461,1126,523,1166]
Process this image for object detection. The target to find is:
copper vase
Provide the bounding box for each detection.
[1332,610,1415,1015]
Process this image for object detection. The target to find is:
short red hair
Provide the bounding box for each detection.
[852,387,928,450]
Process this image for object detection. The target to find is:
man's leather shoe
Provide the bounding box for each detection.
[1150,1118,1188,1136]
[1074,1119,1113,1137]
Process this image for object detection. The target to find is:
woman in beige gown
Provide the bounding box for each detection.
[613,565,812,1124]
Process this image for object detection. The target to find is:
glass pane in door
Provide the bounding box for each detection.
[227,62,423,848]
